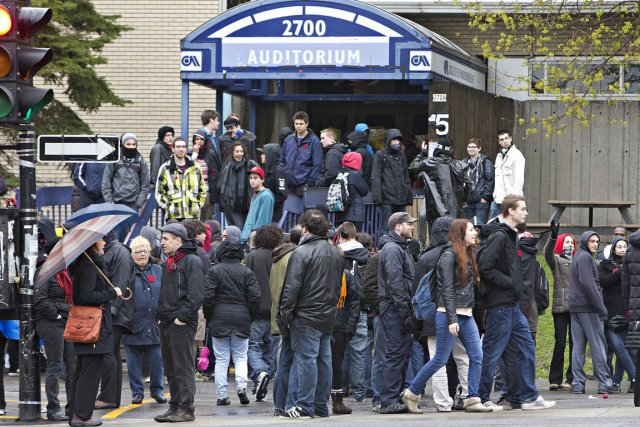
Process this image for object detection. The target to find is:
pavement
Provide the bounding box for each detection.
[1,372,639,426]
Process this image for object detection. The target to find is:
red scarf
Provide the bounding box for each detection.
[167,252,185,272]
[54,269,73,305]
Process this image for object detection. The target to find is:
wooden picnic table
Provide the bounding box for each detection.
[548,200,636,228]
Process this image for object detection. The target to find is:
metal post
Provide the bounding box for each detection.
[17,123,41,421]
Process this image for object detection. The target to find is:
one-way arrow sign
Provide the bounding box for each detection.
[37,135,121,163]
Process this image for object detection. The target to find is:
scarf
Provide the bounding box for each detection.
[337,273,347,309]
[221,157,250,212]
[166,252,185,272]
[54,268,73,305]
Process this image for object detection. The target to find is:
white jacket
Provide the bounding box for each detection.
[493,145,525,204]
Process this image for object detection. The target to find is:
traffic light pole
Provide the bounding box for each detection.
[17,123,41,422]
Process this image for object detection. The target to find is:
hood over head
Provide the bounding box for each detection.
[278,127,293,145]
[216,238,244,261]
[427,216,454,250]
[629,229,640,249]
[38,217,58,243]
[206,220,222,242]
[225,225,242,241]
[262,143,281,173]
[608,236,628,261]
[345,130,368,149]
[579,230,599,252]
[554,233,576,255]
[342,151,362,172]
[385,129,404,147]
[157,126,174,142]
[519,236,539,255]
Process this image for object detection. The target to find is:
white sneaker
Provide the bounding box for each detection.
[522,396,556,410]
[482,401,504,412]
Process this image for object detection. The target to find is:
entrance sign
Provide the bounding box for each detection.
[37,135,120,163]
[181,0,486,84]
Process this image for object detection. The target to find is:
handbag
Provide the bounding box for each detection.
[63,305,103,343]
[608,315,630,332]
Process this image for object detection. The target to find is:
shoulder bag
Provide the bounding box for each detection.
[63,305,103,343]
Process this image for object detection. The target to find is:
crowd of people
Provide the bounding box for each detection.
[4,110,638,426]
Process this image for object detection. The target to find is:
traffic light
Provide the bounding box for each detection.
[0,1,52,128]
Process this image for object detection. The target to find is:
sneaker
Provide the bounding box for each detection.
[131,395,143,405]
[481,401,504,412]
[0,409,5,416]
[144,376,151,383]
[46,410,68,421]
[573,384,585,394]
[256,372,270,402]
[238,388,250,405]
[497,396,520,410]
[93,400,116,410]
[549,383,559,391]
[7,370,18,377]
[273,408,286,417]
[166,408,195,422]
[628,380,635,394]
[217,397,230,406]
[598,384,621,394]
[521,396,556,410]
[559,383,572,391]
[69,415,102,427]
[281,406,313,419]
[153,408,177,423]
[378,402,408,414]
[372,403,381,413]
[464,397,491,413]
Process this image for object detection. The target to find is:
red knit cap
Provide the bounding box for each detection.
[342,152,362,172]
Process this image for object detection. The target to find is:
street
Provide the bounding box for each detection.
[0,372,638,426]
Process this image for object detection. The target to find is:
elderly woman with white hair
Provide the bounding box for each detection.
[121,236,167,405]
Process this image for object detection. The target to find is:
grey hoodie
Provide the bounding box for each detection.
[569,231,607,316]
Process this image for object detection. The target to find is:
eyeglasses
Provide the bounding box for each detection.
[173,145,187,150]
[587,239,600,244]
[467,146,478,149]
[134,250,150,255]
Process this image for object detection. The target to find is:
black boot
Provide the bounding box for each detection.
[331,392,352,415]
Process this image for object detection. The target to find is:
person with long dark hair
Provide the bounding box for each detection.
[401,219,489,413]
[219,142,258,228]
[68,237,123,427]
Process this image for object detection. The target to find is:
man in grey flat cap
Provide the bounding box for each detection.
[154,223,205,423]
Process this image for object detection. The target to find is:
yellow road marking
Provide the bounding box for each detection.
[0,416,17,419]
[102,393,170,419]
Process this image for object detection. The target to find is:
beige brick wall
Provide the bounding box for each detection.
[34,0,220,185]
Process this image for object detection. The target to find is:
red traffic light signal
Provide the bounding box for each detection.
[0,5,11,37]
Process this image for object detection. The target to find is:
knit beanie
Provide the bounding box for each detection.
[121,133,137,145]
[433,139,453,157]
[158,126,175,141]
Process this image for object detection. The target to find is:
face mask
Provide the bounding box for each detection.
[562,247,573,257]
[122,147,137,159]
[390,142,400,151]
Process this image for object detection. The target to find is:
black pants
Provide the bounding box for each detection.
[635,352,640,407]
[549,312,573,385]
[379,307,411,406]
[0,334,6,410]
[331,331,347,391]
[70,354,106,420]
[160,323,196,411]
[35,318,76,413]
[97,325,124,406]
[6,339,18,372]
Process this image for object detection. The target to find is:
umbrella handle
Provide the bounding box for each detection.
[119,288,133,301]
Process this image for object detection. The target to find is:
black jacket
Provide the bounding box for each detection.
[345,131,373,187]
[569,231,607,316]
[413,216,453,337]
[156,239,206,332]
[477,219,522,309]
[599,236,626,321]
[316,143,348,187]
[519,236,540,331]
[435,244,476,325]
[70,251,118,355]
[34,271,70,323]
[245,247,273,320]
[362,254,379,313]
[410,151,471,218]
[193,130,223,202]
[204,240,261,338]
[333,270,360,336]
[341,241,371,302]
[622,230,640,349]
[463,154,495,203]
[150,139,173,185]
[377,231,415,321]
[335,167,369,224]
[371,129,412,206]
[103,238,135,334]
[277,234,344,335]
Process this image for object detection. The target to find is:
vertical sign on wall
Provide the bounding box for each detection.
[428,80,450,140]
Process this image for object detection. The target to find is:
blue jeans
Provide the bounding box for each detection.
[464,201,490,225]
[124,344,164,398]
[379,307,411,406]
[342,312,368,400]
[290,319,332,416]
[273,335,298,412]
[247,320,280,383]
[604,326,636,384]
[405,338,425,387]
[409,312,482,398]
[489,201,501,220]
[364,318,374,395]
[479,304,538,403]
[371,315,384,406]
[211,336,248,398]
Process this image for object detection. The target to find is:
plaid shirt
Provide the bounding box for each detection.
[155,157,206,219]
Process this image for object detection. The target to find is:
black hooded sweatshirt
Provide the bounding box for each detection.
[262,143,287,221]
[345,130,374,187]
[371,129,412,206]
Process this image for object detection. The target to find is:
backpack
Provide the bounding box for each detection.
[326,171,350,212]
[412,249,447,321]
[534,264,549,313]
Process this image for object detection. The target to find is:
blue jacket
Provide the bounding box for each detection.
[241,188,275,243]
[122,263,163,346]
[72,163,106,198]
[280,130,322,189]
